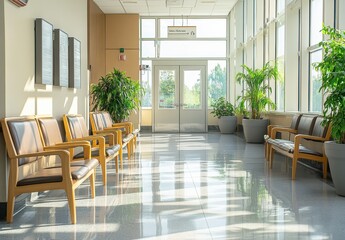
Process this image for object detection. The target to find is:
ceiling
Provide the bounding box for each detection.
[94,0,237,16]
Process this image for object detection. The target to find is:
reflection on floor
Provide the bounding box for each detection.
[0,133,344,239]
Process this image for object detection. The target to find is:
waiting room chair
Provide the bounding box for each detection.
[1,116,98,224]
[62,114,121,185]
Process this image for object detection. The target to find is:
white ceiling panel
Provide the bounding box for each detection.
[94,0,237,16]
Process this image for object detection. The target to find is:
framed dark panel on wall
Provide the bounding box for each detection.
[35,18,53,85]
[53,29,69,87]
[68,37,81,89]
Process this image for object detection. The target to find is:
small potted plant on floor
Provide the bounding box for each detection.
[314,25,345,196]
[236,62,279,143]
[211,97,237,133]
[90,68,144,122]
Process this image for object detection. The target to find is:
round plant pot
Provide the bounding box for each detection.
[218,116,237,134]
[325,141,345,196]
[242,118,269,143]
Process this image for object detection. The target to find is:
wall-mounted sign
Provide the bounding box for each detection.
[68,38,81,89]
[9,0,28,7]
[53,29,69,87]
[168,26,196,39]
[35,18,53,85]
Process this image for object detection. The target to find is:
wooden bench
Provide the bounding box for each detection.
[62,114,121,185]
[268,115,331,179]
[1,117,98,224]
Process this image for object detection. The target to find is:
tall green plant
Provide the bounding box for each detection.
[235,62,279,119]
[90,68,144,123]
[314,25,345,143]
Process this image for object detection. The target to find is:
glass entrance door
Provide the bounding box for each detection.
[153,62,206,133]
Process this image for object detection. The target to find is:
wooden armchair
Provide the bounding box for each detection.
[1,117,98,224]
[269,116,331,179]
[99,111,139,151]
[264,114,302,161]
[62,114,121,185]
[89,112,134,168]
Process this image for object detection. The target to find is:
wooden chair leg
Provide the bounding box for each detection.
[90,171,96,198]
[269,147,274,169]
[323,159,328,179]
[6,188,15,223]
[292,156,298,180]
[127,144,131,160]
[115,155,119,173]
[66,186,76,224]
[101,161,107,185]
[119,148,123,169]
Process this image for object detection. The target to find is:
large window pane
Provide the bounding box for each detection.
[160,41,226,58]
[158,70,176,109]
[141,60,152,108]
[208,60,226,107]
[160,19,226,38]
[309,50,322,112]
[276,20,285,111]
[183,70,202,109]
[276,0,285,15]
[310,0,323,46]
[141,19,155,38]
[142,41,155,58]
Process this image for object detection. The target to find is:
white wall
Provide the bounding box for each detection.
[0,0,88,203]
[4,0,88,119]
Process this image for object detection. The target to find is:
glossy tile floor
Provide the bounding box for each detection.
[0,133,344,239]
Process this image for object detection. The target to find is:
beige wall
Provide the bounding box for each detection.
[105,14,140,128]
[88,0,105,85]
[0,0,88,202]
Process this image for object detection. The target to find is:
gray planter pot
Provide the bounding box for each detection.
[218,116,237,133]
[242,118,269,143]
[325,141,345,196]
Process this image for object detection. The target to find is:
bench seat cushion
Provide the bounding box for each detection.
[17,158,99,186]
[268,139,323,156]
[123,133,134,143]
[133,129,140,135]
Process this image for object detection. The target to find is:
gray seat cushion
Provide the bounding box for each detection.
[17,158,99,186]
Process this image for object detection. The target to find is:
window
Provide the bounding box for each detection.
[141,19,155,38]
[276,18,285,111]
[310,0,323,46]
[309,50,322,112]
[159,41,226,58]
[309,0,323,112]
[159,19,226,38]
[141,60,152,108]
[208,61,226,108]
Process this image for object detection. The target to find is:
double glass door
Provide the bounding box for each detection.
[153,62,206,132]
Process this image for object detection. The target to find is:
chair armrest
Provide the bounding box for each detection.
[44,141,91,159]
[267,125,281,136]
[94,129,121,145]
[294,134,327,143]
[93,132,115,145]
[16,150,71,177]
[111,123,131,134]
[271,127,297,139]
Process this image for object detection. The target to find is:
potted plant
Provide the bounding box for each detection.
[235,62,279,143]
[314,25,345,196]
[90,68,144,123]
[211,97,237,133]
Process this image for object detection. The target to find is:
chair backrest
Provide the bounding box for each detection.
[1,118,44,166]
[37,117,64,147]
[290,114,302,130]
[311,116,330,138]
[101,112,114,128]
[90,112,106,132]
[297,115,317,135]
[63,114,89,140]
